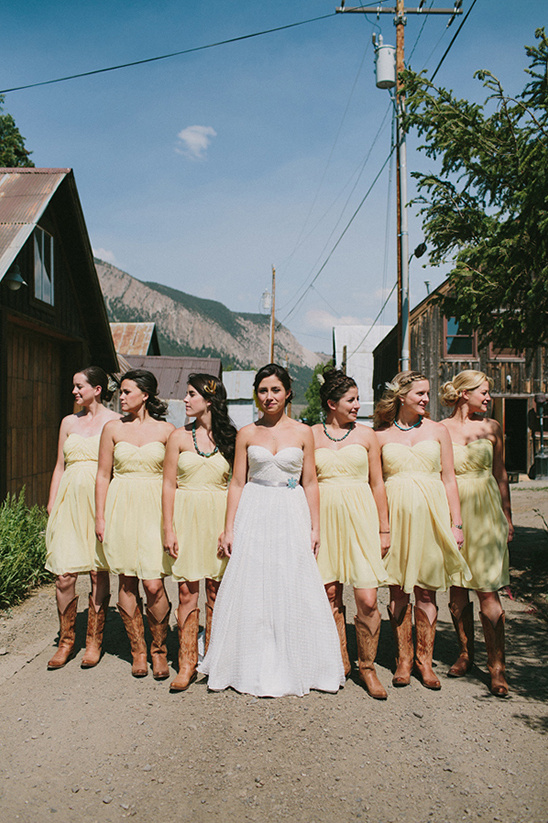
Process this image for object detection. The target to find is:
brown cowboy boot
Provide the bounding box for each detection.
[170,608,199,692]
[118,602,148,677]
[447,601,475,677]
[354,616,387,699]
[146,602,171,680]
[205,603,214,655]
[479,611,509,697]
[388,604,413,686]
[81,594,110,668]
[414,606,441,690]
[334,608,351,677]
[48,596,79,669]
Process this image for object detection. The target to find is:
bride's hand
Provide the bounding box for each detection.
[311,529,320,559]
[218,530,233,558]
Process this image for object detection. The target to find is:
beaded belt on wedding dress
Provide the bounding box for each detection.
[248,477,299,489]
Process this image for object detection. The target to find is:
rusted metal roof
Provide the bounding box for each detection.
[0,169,69,278]
[124,355,222,400]
[110,322,160,356]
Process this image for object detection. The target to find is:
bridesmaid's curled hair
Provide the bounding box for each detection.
[188,373,237,465]
[253,363,293,406]
[319,368,357,412]
[441,370,494,408]
[373,370,428,429]
[121,369,168,420]
[78,365,114,403]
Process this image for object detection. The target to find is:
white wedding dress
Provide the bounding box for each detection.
[199,445,345,697]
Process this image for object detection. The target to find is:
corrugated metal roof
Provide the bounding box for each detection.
[123,355,222,400]
[0,169,68,278]
[110,322,157,356]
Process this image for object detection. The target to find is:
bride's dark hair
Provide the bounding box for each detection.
[188,373,237,466]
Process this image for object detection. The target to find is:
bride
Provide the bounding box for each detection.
[199,363,345,697]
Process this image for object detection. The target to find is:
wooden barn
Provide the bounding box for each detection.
[373,280,548,476]
[0,168,118,505]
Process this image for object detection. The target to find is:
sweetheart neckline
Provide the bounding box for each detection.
[66,432,100,441]
[381,439,439,450]
[315,444,365,454]
[248,444,303,458]
[452,438,493,449]
[114,440,165,449]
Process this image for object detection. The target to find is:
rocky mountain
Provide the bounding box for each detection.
[95,259,325,403]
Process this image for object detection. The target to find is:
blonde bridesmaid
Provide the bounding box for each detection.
[441,370,513,696]
[95,370,174,679]
[46,367,119,669]
[374,371,469,690]
[162,374,236,692]
[312,369,390,699]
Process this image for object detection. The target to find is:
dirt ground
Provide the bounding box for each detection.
[0,486,547,823]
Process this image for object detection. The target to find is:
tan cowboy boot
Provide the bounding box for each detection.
[118,602,148,677]
[146,602,171,680]
[354,616,387,699]
[205,603,214,655]
[479,611,509,697]
[447,601,474,677]
[81,594,110,668]
[414,606,441,690]
[334,608,351,677]
[48,596,78,669]
[388,604,413,686]
[170,608,199,692]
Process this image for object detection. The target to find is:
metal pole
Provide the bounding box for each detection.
[396,0,410,372]
[270,266,276,362]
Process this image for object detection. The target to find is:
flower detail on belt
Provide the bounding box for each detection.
[287,477,298,489]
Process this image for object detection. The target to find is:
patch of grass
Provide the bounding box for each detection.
[0,490,52,610]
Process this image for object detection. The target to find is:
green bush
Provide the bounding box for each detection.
[0,490,52,609]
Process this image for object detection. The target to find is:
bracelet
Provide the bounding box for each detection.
[453,524,463,529]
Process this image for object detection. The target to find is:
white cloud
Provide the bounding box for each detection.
[93,247,117,264]
[305,309,364,331]
[175,125,217,160]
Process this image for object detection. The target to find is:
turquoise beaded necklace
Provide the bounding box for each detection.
[192,420,218,457]
[322,421,355,442]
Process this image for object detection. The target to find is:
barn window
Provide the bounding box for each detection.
[444,317,477,358]
[34,227,54,305]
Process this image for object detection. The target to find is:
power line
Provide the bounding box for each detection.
[430,0,479,81]
[345,280,397,359]
[0,13,336,95]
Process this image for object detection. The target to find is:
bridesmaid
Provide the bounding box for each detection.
[441,370,513,696]
[312,369,390,699]
[374,371,469,690]
[46,367,119,669]
[162,374,237,692]
[95,370,174,679]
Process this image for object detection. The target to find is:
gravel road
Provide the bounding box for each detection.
[0,486,546,823]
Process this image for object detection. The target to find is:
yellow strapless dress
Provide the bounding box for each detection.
[451,439,509,591]
[315,445,388,588]
[382,440,470,592]
[103,441,170,579]
[170,450,229,582]
[45,433,108,574]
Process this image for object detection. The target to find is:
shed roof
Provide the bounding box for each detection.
[124,355,222,400]
[110,322,160,356]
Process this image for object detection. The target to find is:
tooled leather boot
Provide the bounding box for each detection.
[334,607,351,677]
[118,602,148,677]
[170,608,199,692]
[447,601,474,677]
[354,616,387,699]
[414,606,441,690]
[48,596,78,669]
[480,611,509,697]
[388,604,413,686]
[146,602,171,680]
[205,603,214,655]
[81,594,110,668]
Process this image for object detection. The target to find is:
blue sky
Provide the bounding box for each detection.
[2,1,543,355]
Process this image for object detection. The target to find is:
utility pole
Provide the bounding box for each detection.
[336,2,462,371]
[270,265,276,362]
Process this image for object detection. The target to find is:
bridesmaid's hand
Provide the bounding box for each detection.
[506,517,514,543]
[380,531,391,557]
[452,525,464,549]
[163,530,179,559]
[311,529,320,559]
[95,517,105,543]
[219,530,233,558]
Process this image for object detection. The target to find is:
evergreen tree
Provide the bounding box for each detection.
[300,361,332,425]
[0,95,34,167]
